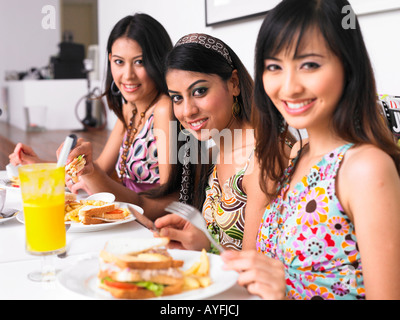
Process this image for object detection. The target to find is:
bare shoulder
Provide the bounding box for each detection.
[153,95,173,119]
[342,144,398,182]
[110,117,126,137]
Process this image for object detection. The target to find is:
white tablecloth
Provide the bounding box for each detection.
[0,171,255,300]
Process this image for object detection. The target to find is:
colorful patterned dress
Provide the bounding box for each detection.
[257,143,365,300]
[115,113,160,193]
[203,151,254,251]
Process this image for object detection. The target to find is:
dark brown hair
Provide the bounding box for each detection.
[102,13,172,127]
[254,0,400,199]
[145,35,256,210]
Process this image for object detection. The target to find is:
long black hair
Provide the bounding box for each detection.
[103,13,172,127]
[254,0,400,199]
[144,35,255,210]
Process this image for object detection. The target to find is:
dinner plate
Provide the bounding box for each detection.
[0,214,17,224]
[16,202,142,233]
[57,249,238,300]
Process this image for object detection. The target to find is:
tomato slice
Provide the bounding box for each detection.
[105,209,124,215]
[104,280,138,290]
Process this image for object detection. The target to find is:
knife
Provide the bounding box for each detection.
[126,204,158,232]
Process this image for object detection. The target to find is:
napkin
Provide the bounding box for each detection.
[6,163,19,179]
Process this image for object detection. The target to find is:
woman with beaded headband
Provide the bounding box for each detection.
[150,33,284,252]
[64,32,288,247]
[64,13,174,197]
[222,0,400,300]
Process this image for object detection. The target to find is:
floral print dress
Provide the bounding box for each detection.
[257,143,365,300]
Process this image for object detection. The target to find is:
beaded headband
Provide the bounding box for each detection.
[175,33,234,69]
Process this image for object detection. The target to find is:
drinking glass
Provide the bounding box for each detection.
[18,163,66,281]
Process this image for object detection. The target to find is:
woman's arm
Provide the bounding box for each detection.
[153,95,173,184]
[339,145,400,300]
[9,143,47,165]
[242,154,268,250]
[64,138,177,219]
[60,119,124,195]
[94,118,125,175]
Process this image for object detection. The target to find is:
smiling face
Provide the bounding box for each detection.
[262,28,345,133]
[166,69,240,141]
[109,37,157,105]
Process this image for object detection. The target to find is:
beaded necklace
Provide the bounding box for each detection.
[118,95,159,180]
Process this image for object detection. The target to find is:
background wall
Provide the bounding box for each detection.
[0,0,61,122]
[0,0,399,130]
[97,0,400,129]
[97,0,400,93]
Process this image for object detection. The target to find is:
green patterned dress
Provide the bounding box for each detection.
[202,151,254,251]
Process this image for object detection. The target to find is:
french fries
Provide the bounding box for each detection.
[183,249,212,290]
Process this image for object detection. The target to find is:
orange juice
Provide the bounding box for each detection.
[24,202,66,253]
[19,163,66,255]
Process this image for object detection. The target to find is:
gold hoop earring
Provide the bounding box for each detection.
[179,123,191,136]
[232,96,241,118]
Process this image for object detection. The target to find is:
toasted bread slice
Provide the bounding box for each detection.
[102,237,170,255]
[99,237,183,269]
[78,204,118,224]
[79,204,116,216]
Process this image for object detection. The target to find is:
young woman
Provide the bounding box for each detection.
[223,0,400,300]
[153,33,271,251]
[63,13,174,196]
[69,33,276,252]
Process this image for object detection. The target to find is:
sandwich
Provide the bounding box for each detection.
[65,154,86,183]
[98,237,184,299]
[78,203,127,225]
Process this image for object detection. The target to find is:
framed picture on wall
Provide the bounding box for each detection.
[205,0,281,26]
[349,0,400,15]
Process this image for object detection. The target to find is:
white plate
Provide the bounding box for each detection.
[16,202,142,233]
[0,214,16,224]
[84,192,115,203]
[57,249,238,300]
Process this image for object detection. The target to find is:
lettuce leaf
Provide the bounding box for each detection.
[101,277,164,296]
[135,281,164,296]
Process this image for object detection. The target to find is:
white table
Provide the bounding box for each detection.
[0,171,255,300]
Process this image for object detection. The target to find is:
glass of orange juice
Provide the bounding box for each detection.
[18,163,66,281]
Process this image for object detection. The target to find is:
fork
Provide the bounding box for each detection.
[0,178,10,186]
[0,208,18,218]
[165,201,225,253]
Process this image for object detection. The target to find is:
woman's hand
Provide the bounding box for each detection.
[65,176,91,194]
[9,143,42,165]
[154,214,211,251]
[57,138,95,175]
[221,250,286,300]
[57,138,95,194]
